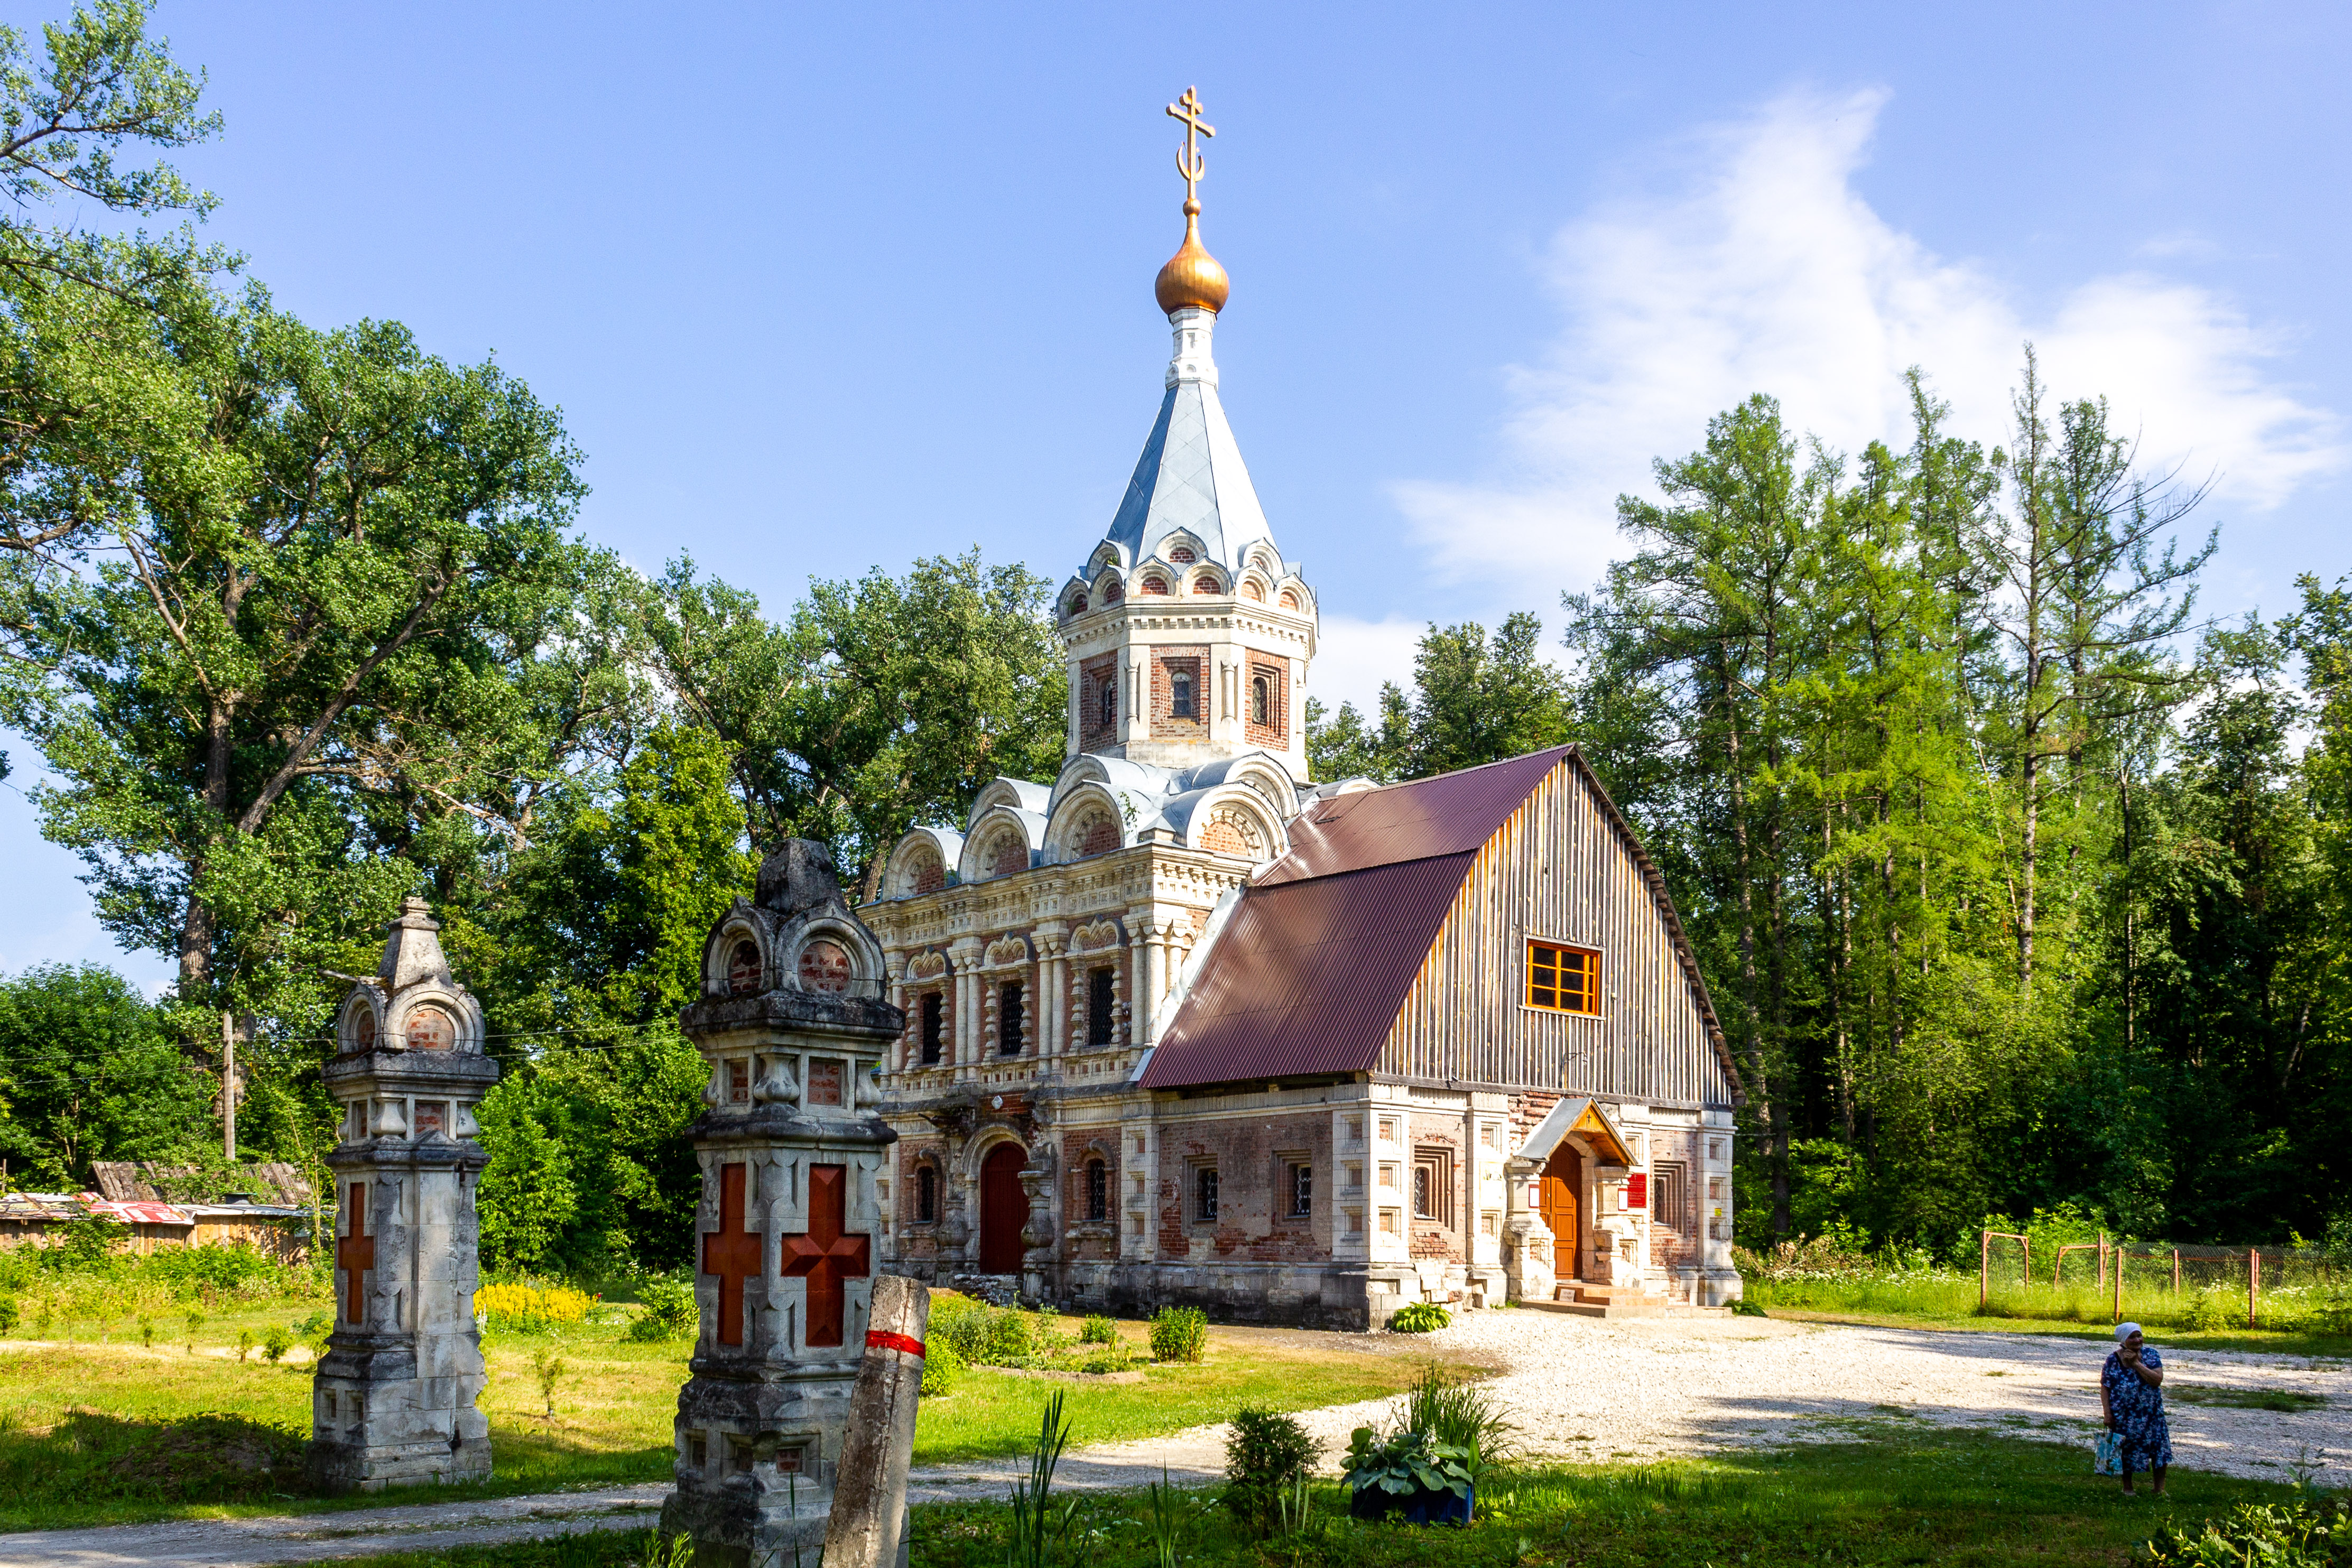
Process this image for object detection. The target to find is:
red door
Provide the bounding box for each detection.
[978,1143,1030,1274]
[1540,1146,1582,1278]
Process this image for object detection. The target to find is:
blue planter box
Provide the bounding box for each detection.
[1348,1480,1475,1526]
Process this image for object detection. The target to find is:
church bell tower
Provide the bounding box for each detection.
[1055,87,1319,783]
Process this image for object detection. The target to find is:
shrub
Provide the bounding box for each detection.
[1730,1296,1767,1318]
[2146,1496,2352,1566]
[2186,1288,2240,1333]
[979,1307,1039,1365]
[1080,1313,1117,1346]
[1223,1406,1319,1536]
[1342,1426,1473,1508]
[624,1275,698,1342]
[0,1297,18,1337]
[236,1328,254,1362]
[929,1293,985,1359]
[262,1324,294,1362]
[1150,1305,1207,1363]
[1387,1301,1450,1333]
[921,1337,965,1395]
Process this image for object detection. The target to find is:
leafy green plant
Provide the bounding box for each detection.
[633,1528,696,1568]
[980,1309,1038,1365]
[1005,1389,1078,1568]
[1223,1405,1319,1537]
[531,1348,569,1417]
[1730,1296,1767,1317]
[2145,1496,2352,1566]
[624,1275,698,1342]
[261,1324,293,1363]
[1387,1301,1450,1333]
[183,1310,202,1354]
[2186,1289,2240,1332]
[1342,1426,1473,1502]
[235,1328,254,1362]
[1080,1313,1117,1346]
[1143,1466,1188,1568]
[921,1337,965,1396]
[1399,1366,1512,1477]
[136,1315,153,1348]
[0,1298,18,1338]
[1149,1306,1207,1363]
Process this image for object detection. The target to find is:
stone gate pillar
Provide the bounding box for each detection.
[660,841,908,1568]
[309,897,498,1492]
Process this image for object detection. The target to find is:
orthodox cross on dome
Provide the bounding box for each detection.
[337,1181,375,1324]
[1166,86,1214,205]
[701,1163,765,1347]
[781,1164,871,1348]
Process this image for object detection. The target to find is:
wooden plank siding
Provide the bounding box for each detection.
[1376,755,1737,1108]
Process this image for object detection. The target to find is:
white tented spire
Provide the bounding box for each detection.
[1102,307,1277,577]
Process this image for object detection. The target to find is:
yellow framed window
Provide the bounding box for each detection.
[1527,940,1600,1014]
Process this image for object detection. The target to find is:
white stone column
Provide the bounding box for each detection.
[948,939,984,1081]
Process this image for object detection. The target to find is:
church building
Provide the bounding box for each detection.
[856,93,1744,1328]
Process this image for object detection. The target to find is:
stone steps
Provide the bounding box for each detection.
[1520,1283,1732,1319]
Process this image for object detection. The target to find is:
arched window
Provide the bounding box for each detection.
[1241,580,1265,602]
[1140,576,1169,596]
[1192,574,1223,595]
[1085,1158,1108,1222]
[1278,588,1299,609]
[1171,669,1194,718]
[916,1164,937,1224]
[1068,593,1088,615]
[1252,675,1271,726]
[1099,682,1117,727]
[1104,578,1123,601]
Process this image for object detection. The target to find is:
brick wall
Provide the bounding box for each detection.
[1078,653,1118,752]
[1150,645,1209,740]
[1154,1109,1334,1263]
[1062,1134,1122,1261]
[1244,654,1289,749]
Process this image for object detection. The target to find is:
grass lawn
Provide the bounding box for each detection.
[268,1427,2313,1568]
[0,1306,1474,1534]
[1742,1276,2352,1359]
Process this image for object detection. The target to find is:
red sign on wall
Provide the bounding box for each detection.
[1626,1172,1648,1208]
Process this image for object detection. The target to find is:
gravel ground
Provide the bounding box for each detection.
[914,1307,2352,1498]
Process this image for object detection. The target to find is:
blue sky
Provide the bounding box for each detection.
[6,0,2348,988]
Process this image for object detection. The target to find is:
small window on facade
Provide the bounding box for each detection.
[727,1059,751,1104]
[1526,940,1601,1014]
[1195,1166,1219,1223]
[1653,1161,1688,1232]
[1141,576,1169,595]
[1087,967,1116,1047]
[1086,1158,1108,1222]
[920,992,944,1065]
[999,982,1025,1055]
[1411,1149,1453,1225]
[1171,669,1194,718]
[915,1164,937,1223]
[1287,1162,1312,1219]
[1251,675,1270,725]
[1099,682,1117,727]
[1068,593,1088,616]
[1377,1117,1399,1145]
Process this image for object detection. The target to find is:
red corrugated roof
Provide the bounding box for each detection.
[1140,853,1477,1088]
[1260,747,1575,885]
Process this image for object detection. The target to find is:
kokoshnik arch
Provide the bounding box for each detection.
[859,90,1748,1328]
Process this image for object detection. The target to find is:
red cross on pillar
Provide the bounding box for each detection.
[337,1181,375,1325]
[781,1164,871,1348]
[701,1163,765,1348]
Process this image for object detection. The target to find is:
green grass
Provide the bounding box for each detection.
[1742,1272,2352,1357]
[272,1428,2316,1568]
[2166,1385,2330,1412]
[0,1305,1473,1534]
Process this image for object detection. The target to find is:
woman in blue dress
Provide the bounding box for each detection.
[2100,1321,2171,1496]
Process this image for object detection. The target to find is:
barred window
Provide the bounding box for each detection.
[1086,1159,1108,1223]
[1287,1162,1312,1219]
[1195,1166,1219,1223]
[998,982,1025,1055]
[1526,940,1600,1014]
[919,992,944,1065]
[1411,1149,1453,1225]
[915,1165,937,1223]
[1087,967,1116,1047]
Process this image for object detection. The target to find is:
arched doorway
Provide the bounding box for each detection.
[1540,1145,1582,1280]
[978,1142,1030,1274]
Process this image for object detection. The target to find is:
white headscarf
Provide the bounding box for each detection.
[2114,1321,2143,1343]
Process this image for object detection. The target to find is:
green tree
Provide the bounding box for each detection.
[0,964,213,1187]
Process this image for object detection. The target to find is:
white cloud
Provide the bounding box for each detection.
[1395,88,2345,590]
[1305,614,1423,716]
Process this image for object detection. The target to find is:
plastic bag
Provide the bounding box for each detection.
[2094,1431,2123,1476]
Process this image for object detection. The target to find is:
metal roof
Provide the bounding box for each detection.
[1104,374,1276,576]
[1260,747,1577,885]
[1139,853,1477,1088]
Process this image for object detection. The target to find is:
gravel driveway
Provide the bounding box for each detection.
[916,1309,2351,1498]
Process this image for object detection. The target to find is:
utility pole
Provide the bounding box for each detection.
[221,1009,237,1162]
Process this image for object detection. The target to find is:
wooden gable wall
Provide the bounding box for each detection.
[1376,754,1738,1108]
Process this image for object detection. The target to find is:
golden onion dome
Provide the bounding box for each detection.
[1154,198,1229,314]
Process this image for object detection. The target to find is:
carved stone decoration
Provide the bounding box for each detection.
[309,897,497,1493]
[984,936,1030,969]
[1071,920,1122,954]
[660,839,909,1568]
[908,952,948,983]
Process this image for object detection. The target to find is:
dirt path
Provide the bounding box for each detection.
[9,1312,2344,1566]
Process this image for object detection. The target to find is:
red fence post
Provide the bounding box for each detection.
[1980,1229,1989,1310]
[2250,1247,2260,1330]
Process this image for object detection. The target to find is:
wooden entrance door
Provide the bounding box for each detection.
[1540,1146,1582,1278]
[978,1143,1030,1274]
